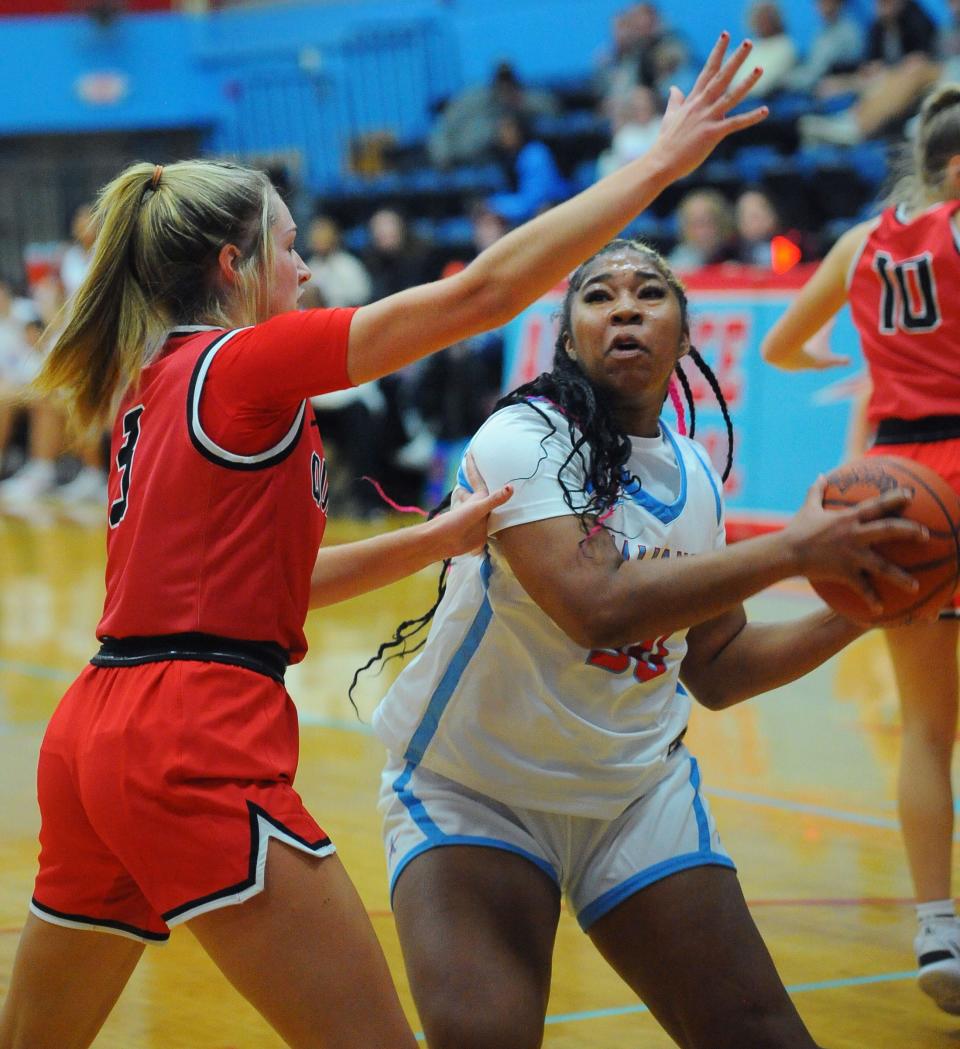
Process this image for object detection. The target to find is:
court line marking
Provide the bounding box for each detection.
[409,970,919,1038]
[704,786,900,829]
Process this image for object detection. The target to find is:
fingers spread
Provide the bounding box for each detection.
[689,31,731,96]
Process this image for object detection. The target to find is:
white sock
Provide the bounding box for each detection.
[917,899,957,926]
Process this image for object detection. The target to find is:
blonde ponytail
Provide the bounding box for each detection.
[887,83,960,215]
[36,159,274,434]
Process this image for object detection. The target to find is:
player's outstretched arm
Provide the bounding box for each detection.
[307,477,511,609]
[347,33,768,385]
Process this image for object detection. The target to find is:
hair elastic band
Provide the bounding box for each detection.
[150,164,163,191]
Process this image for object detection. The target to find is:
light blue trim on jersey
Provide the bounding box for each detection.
[687,441,723,526]
[619,421,688,524]
[575,756,736,931]
[456,458,474,493]
[403,554,493,766]
[388,761,559,899]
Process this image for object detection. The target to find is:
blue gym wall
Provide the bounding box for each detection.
[1,0,952,187]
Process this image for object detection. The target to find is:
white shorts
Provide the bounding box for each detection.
[378,745,735,930]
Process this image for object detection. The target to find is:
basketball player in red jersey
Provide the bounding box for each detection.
[0,35,772,1049]
[763,83,960,1015]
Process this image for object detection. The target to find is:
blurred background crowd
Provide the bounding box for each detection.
[2,0,957,518]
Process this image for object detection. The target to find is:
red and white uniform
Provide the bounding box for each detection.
[32,308,357,942]
[848,201,960,426]
[99,309,353,660]
[848,202,960,613]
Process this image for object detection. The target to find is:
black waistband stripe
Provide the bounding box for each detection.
[91,633,289,683]
[874,415,960,445]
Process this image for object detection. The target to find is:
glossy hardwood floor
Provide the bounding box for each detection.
[1,504,957,1047]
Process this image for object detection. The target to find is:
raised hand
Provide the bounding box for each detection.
[650,33,769,183]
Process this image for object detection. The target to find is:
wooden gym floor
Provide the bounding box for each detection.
[1,505,957,1048]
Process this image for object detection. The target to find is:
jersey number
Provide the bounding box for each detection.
[586,636,669,683]
[874,251,941,334]
[108,405,144,529]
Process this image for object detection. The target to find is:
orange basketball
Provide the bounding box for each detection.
[811,455,960,626]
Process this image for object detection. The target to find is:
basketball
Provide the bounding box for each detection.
[812,455,960,626]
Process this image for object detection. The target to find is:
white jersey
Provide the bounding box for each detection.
[372,400,726,819]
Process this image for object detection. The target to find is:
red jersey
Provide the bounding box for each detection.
[848,201,960,424]
[96,308,356,663]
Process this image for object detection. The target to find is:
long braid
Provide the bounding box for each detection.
[688,346,734,482]
[345,492,453,714]
[673,358,696,438]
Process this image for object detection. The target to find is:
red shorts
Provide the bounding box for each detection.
[32,660,335,943]
[867,438,960,614]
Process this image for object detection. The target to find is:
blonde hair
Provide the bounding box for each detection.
[36,159,275,434]
[887,83,960,215]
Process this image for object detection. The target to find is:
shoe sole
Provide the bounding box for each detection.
[919,966,960,1014]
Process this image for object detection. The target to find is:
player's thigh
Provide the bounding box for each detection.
[885,619,959,721]
[189,842,415,1049]
[393,845,561,1049]
[588,866,822,1049]
[0,913,144,1049]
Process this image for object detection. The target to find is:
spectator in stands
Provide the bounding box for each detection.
[362,207,436,298]
[594,3,692,110]
[668,188,738,272]
[734,188,784,266]
[427,61,559,170]
[469,201,512,256]
[596,84,663,179]
[799,0,940,144]
[60,203,96,299]
[0,310,63,507]
[485,112,570,225]
[305,214,372,308]
[783,0,864,93]
[731,2,798,98]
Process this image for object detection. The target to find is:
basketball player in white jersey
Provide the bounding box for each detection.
[367,240,927,1049]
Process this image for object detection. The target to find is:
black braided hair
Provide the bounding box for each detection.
[347,238,734,711]
[675,347,734,482]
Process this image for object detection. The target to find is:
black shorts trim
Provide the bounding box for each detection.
[161,802,333,923]
[91,633,289,683]
[874,415,960,445]
[30,897,170,942]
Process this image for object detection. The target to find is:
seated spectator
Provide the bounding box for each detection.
[731,2,798,98]
[305,214,372,307]
[485,112,570,225]
[734,188,783,266]
[596,85,663,179]
[469,202,511,256]
[668,189,738,272]
[427,61,559,170]
[362,207,436,298]
[0,311,63,505]
[784,0,864,93]
[594,3,692,110]
[800,0,941,144]
[60,203,96,300]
